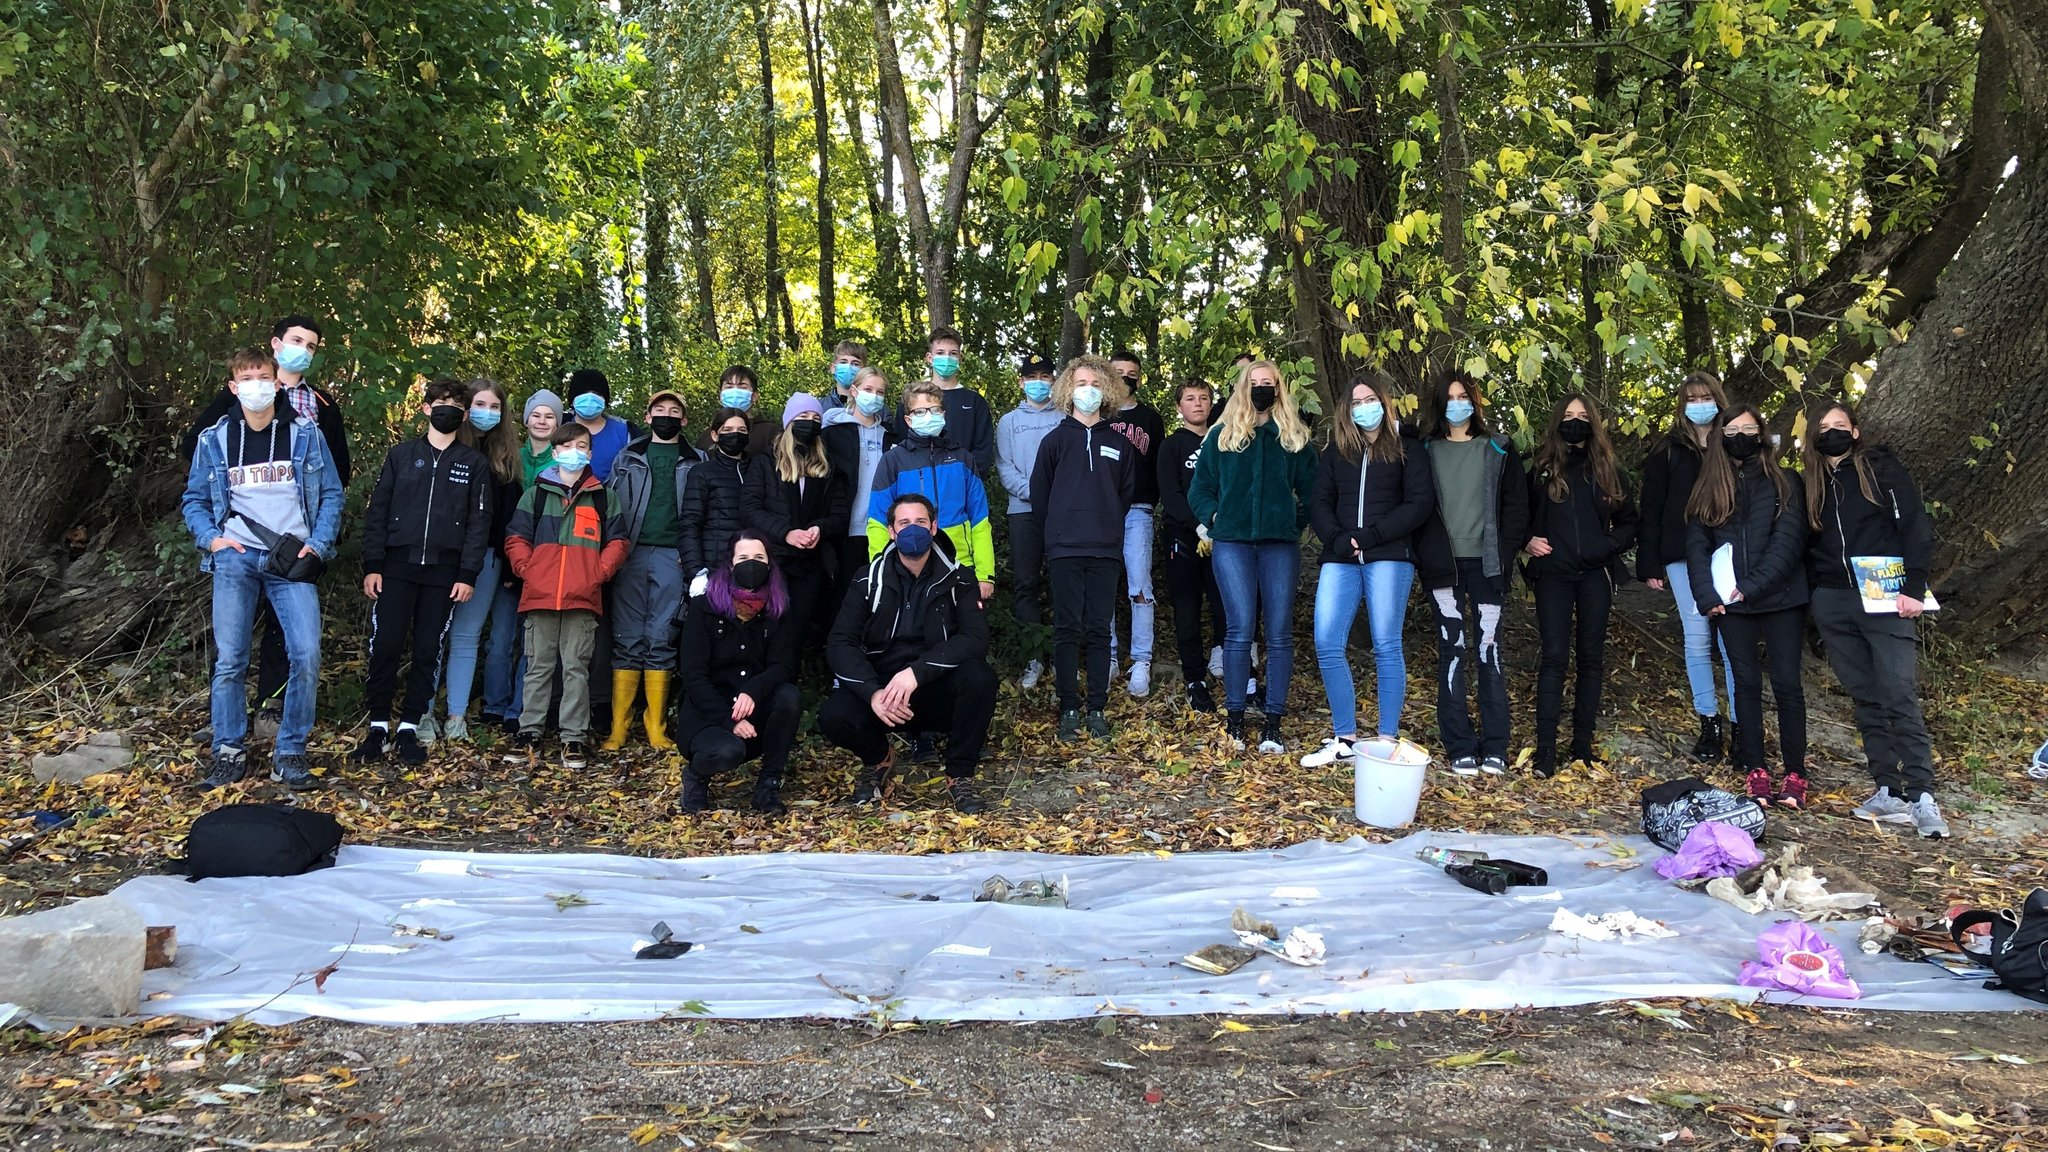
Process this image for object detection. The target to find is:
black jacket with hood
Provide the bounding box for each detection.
[826,543,990,700]
[1525,454,1640,583]
[1806,445,1932,601]
[1685,459,1810,615]
[1636,433,1709,579]
[679,447,755,576]
[1309,431,1437,565]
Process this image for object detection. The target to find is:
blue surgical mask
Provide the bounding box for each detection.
[720,387,754,411]
[468,406,502,432]
[855,391,886,417]
[553,446,590,473]
[930,354,961,379]
[1351,401,1385,431]
[833,363,860,389]
[1685,401,1720,427]
[274,344,314,375]
[1444,398,1475,425]
[894,523,935,558]
[908,411,947,438]
[572,392,606,419]
[1072,385,1104,414]
[1022,379,1053,404]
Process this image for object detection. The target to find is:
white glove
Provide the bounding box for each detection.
[1196,523,1212,544]
[688,569,708,597]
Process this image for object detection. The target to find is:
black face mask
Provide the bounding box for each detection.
[732,559,770,590]
[650,415,684,441]
[429,406,466,434]
[1723,432,1763,461]
[790,421,822,448]
[1250,385,1278,412]
[1559,418,1593,447]
[717,430,750,456]
[1816,428,1855,459]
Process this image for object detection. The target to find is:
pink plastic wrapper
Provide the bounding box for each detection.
[1654,820,1764,881]
[1737,921,1862,1000]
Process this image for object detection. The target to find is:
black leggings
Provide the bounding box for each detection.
[1717,607,1807,773]
[1531,571,1612,748]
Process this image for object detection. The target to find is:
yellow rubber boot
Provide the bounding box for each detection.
[643,670,677,751]
[603,669,642,750]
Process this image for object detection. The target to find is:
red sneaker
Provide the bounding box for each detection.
[1745,767,1774,801]
[1777,771,1809,809]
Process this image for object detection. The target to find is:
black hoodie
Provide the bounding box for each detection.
[1309,431,1437,565]
[1806,445,1931,601]
[1029,417,1137,561]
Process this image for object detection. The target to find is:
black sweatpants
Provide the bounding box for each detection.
[685,682,802,786]
[1049,555,1119,712]
[1718,606,1807,774]
[1010,509,1047,629]
[366,571,458,726]
[1532,570,1613,750]
[1163,526,1225,685]
[1811,587,1933,796]
[816,661,999,778]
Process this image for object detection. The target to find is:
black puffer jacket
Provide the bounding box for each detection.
[1807,446,1932,600]
[1635,435,1708,579]
[679,448,756,576]
[742,460,849,572]
[1685,460,1809,615]
[673,592,800,749]
[1525,456,1640,582]
[1309,433,1436,565]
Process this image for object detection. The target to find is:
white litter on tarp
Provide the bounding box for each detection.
[105,834,2039,1025]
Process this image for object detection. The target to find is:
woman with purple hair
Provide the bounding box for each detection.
[673,531,803,815]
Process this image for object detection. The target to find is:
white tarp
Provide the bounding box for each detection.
[107,834,2035,1024]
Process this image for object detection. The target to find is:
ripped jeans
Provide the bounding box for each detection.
[1430,557,1511,761]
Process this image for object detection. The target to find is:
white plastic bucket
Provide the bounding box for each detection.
[1353,737,1431,828]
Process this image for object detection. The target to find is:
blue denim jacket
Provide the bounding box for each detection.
[181,413,344,572]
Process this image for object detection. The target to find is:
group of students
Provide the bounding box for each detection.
[178,317,1949,837]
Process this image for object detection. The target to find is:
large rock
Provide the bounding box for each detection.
[0,896,146,1018]
[30,737,135,784]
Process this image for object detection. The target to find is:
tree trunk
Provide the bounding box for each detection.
[754,0,796,353]
[871,0,937,329]
[1859,0,2048,648]
[1431,0,1468,365]
[797,0,837,341]
[687,195,719,342]
[645,195,677,370]
[1058,24,1116,366]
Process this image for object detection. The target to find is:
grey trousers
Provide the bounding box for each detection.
[1811,586,1934,796]
[520,609,599,740]
[611,546,683,669]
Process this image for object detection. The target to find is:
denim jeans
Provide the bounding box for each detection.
[208,546,321,759]
[1313,560,1414,739]
[483,579,525,721]
[1664,560,1738,722]
[1429,558,1510,760]
[1211,540,1299,715]
[1116,505,1156,664]
[439,550,499,722]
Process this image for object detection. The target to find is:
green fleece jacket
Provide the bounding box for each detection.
[1186,419,1317,543]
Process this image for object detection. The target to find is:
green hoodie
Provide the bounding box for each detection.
[520,440,554,490]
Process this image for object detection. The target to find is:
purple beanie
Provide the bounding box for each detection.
[782,392,824,427]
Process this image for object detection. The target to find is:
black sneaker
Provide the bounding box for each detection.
[1086,711,1111,740]
[851,769,882,807]
[1533,745,1558,778]
[561,739,587,770]
[201,745,248,789]
[348,727,388,763]
[1223,712,1246,750]
[502,731,540,764]
[1057,709,1082,743]
[678,773,710,814]
[269,754,317,789]
[1569,737,1602,767]
[751,778,787,816]
[947,776,986,814]
[910,735,939,764]
[1187,681,1216,714]
[394,728,428,765]
[496,716,521,737]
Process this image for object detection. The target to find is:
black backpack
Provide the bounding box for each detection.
[1950,889,2048,1004]
[174,804,344,880]
[1640,777,1767,852]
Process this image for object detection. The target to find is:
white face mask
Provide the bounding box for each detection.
[236,378,278,413]
[1072,385,1104,414]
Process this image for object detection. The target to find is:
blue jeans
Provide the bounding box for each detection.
[208,547,321,759]
[438,551,519,722]
[1117,505,1156,663]
[483,579,525,720]
[1313,560,1414,739]
[1211,540,1299,715]
[1665,560,1737,722]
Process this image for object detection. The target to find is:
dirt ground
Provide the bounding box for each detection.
[4,588,2046,1151]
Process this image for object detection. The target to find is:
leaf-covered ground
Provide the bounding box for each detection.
[3,585,2045,1149]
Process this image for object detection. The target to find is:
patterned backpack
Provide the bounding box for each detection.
[1640,777,1767,852]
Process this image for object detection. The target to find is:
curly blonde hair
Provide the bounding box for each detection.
[1052,354,1128,415]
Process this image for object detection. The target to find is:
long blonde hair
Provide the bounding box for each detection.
[461,377,520,483]
[773,418,831,483]
[1052,354,1128,414]
[1217,360,1311,453]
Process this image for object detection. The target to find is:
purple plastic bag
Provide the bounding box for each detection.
[1654,820,1764,880]
[1737,921,1862,1000]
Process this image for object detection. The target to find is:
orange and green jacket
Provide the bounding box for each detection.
[503,467,629,614]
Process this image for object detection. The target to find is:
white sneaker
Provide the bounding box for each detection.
[1127,661,1152,698]
[415,715,440,745]
[1910,793,1950,839]
[1300,738,1356,769]
[443,716,470,743]
[1852,787,1913,824]
[1020,660,1043,690]
[1208,646,1224,680]
[1447,757,1481,777]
